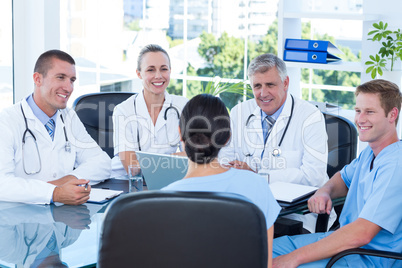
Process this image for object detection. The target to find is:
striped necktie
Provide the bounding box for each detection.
[45,119,55,141]
[263,116,276,145]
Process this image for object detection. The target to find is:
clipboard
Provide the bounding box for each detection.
[87,188,124,204]
[270,182,317,204]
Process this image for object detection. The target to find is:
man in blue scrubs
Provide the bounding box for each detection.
[273,79,402,267]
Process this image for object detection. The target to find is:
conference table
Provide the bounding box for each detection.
[0,178,339,268]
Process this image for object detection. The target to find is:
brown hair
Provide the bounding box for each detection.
[137,44,171,71]
[180,94,230,164]
[355,79,402,123]
[34,49,75,77]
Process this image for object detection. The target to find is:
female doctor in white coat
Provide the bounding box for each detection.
[112,44,188,176]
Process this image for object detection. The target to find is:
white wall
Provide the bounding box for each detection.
[13,0,60,102]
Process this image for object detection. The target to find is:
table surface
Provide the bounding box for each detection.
[0,179,127,268]
[0,178,341,268]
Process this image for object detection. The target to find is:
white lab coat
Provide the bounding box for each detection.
[219,93,334,232]
[111,90,188,176]
[0,97,111,204]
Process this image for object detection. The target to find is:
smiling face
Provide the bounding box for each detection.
[354,92,398,149]
[250,67,289,115]
[33,57,76,117]
[136,51,171,97]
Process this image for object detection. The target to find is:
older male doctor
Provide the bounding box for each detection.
[220,53,333,233]
[0,50,111,205]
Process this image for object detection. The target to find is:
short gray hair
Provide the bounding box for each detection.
[248,53,287,82]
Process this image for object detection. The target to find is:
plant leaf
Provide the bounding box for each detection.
[366,66,374,73]
[373,34,381,41]
[378,67,383,76]
[371,68,377,79]
[201,78,251,97]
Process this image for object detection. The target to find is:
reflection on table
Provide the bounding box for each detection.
[0,201,106,268]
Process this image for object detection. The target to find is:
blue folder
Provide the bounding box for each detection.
[283,50,341,64]
[285,39,341,54]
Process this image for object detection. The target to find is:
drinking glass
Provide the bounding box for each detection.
[128,164,143,192]
[258,169,270,184]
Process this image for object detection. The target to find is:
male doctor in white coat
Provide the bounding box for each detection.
[0,49,111,205]
[219,53,332,233]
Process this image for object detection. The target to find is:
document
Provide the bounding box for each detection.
[87,188,124,204]
[269,182,318,203]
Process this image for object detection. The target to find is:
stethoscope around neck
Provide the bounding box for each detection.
[133,94,180,151]
[244,94,294,158]
[20,104,71,175]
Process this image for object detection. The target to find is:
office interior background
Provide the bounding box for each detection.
[1,0,402,147]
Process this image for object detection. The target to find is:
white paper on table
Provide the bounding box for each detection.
[269,182,318,203]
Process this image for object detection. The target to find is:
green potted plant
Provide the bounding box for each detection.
[365,21,402,79]
[201,76,252,97]
[199,77,253,110]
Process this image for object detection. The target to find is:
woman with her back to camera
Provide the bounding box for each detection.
[162,94,281,268]
[111,44,188,176]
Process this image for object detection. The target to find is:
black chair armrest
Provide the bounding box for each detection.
[315,213,329,233]
[326,248,402,268]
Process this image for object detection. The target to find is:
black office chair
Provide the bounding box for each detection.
[323,112,358,179]
[98,191,268,268]
[72,92,135,158]
[315,112,358,232]
[275,111,358,236]
[326,248,402,267]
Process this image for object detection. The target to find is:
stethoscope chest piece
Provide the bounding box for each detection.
[272,148,281,157]
[65,141,71,153]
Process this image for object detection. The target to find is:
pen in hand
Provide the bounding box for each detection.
[78,183,89,191]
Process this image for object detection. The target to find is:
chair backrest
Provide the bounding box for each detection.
[316,112,358,232]
[323,112,358,178]
[98,191,268,268]
[72,92,135,158]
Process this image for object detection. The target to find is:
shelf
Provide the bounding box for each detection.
[283,12,379,21]
[284,61,363,73]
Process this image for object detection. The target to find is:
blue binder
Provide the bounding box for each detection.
[283,50,341,64]
[283,38,342,64]
[285,39,341,54]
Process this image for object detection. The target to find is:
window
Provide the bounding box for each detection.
[297,0,364,109]
[10,0,376,114]
[0,0,13,111]
[56,0,280,110]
